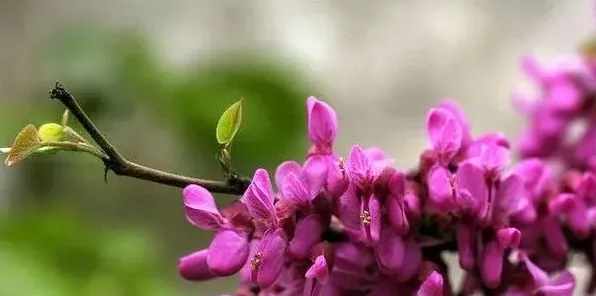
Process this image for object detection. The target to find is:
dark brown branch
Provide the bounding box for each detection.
[49,83,251,195]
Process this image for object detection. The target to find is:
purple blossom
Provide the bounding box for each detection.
[176,60,596,295]
[241,169,289,289]
[426,106,464,165]
[181,184,250,277]
[307,96,338,157]
[416,271,444,296]
[519,252,575,296]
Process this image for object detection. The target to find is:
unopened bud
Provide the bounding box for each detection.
[38,123,65,142]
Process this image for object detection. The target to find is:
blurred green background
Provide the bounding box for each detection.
[0,27,313,296]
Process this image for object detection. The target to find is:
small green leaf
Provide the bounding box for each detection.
[5,124,41,167]
[216,99,243,145]
[38,123,65,142]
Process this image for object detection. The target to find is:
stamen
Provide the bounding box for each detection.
[250,252,263,270]
[360,210,372,225]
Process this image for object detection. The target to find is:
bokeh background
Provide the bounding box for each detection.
[0,1,595,295]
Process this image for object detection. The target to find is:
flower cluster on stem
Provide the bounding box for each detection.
[176,51,596,295]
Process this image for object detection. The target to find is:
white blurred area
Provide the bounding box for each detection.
[1,0,595,293]
[1,0,594,166]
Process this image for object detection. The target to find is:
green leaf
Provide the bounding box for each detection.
[216,99,243,145]
[5,124,41,167]
[38,123,65,142]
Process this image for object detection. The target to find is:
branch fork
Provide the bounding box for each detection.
[49,83,251,195]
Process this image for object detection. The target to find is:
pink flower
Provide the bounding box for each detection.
[275,156,327,210]
[289,213,325,259]
[307,97,338,156]
[337,145,394,246]
[305,255,331,283]
[480,228,521,288]
[177,249,216,281]
[520,252,575,296]
[386,171,410,235]
[182,185,250,278]
[345,145,394,190]
[336,184,382,246]
[416,271,444,296]
[326,243,376,292]
[375,227,405,274]
[426,106,464,165]
[275,157,330,259]
[241,169,289,289]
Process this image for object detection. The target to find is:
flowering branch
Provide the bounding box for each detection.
[6,30,596,295]
[48,83,251,195]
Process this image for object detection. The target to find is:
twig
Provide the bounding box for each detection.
[49,83,251,195]
[40,141,108,160]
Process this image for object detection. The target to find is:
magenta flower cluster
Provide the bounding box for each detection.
[175,53,596,295]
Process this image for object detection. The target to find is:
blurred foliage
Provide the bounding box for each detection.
[0,204,180,296]
[0,25,313,296]
[43,26,312,175]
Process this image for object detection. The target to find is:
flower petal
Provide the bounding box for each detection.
[426,107,463,163]
[567,197,589,239]
[282,173,310,208]
[326,156,349,197]
[336,185,362,237]
[456,224,476,271]
[547,79,581,112]
[304,155,328,198]
[307,97,338,148]
[386,195,409,236]
[578,172,596,203]
[207,229,250,276]
[548,193,575,214]
[376,227,405,273]
[538,271,575,296]
[183,184,224,230]
[417,271,444,296]
[396,242,422,282]
[496,173,526,215]
[484,143,511,171]
[242,169,277,227]
[481,240,503,288]
[178,249,216,281]
[347,145,371,186]
[389,171,406,196]
[456,162,487,217]
[427,165,455,212]
[253,228,287,288]
[437,99,471,142]
[497,227,521,249]
[543,216,568,257]
[513,159,550,199]
[367,195,382,245]
[519,252,550,287]
[305,255,329,282]
[289,214,324,259]
[275,161,302,197]
[363,147,386,161]
[371,159,396,179]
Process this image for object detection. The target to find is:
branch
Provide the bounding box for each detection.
[49,83,251,195]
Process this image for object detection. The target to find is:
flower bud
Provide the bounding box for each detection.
[178,249,216,281]
[38,123,65,142]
